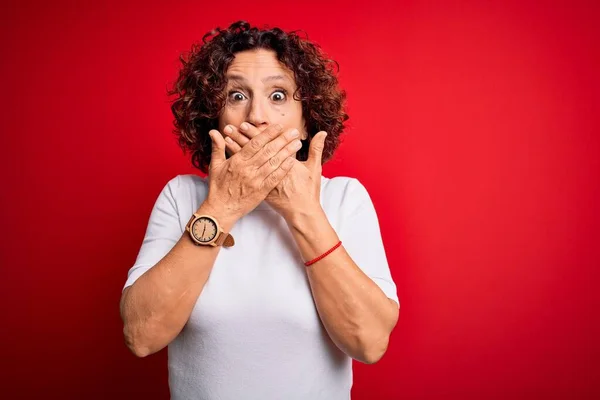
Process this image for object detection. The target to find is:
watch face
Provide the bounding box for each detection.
[191,217,217,243]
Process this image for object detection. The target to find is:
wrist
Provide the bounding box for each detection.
[196,200,239,232]
[285,204,326,233]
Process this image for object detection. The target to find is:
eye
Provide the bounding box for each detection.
[270,90,287,103]
[228,91,246,103]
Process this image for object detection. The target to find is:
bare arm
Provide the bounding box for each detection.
[119,202,237,357]
[119,125,302,357]
[220,122,399,363]
[286,206,399,364]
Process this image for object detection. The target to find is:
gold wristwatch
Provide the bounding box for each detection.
[185,213,235,247]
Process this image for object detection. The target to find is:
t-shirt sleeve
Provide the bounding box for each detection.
[338,178,399,307]
[122,175,183,292]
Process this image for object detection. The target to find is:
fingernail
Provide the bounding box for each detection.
[294,140,302,149]
[290,129,299,138]
[224,125,233,134]
[240,122,248,130]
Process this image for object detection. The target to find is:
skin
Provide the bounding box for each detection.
[120,48,399,363]
[218,48,308,140]
[216,49,400,363]
[218,48,325,222]
[120,123,299,358]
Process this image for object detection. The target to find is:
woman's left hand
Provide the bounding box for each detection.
[222,123,327,222]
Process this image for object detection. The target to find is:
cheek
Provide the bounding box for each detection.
[276,103,304,127]
[218,108,244,131]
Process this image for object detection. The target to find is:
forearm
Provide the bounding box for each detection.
[120,201,237,357]
[286,207,399,364]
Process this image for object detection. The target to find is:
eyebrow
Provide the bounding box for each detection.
[226,74,291,84]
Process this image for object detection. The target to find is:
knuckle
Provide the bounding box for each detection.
[250,178,261,191]
[262,144,275,158]
[250,139,263,152]
[268,155,280,168]
[241,165,252,179]
[267,172,280,186]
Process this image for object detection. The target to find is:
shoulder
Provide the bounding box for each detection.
[175,173,208,187]
[321,175,372,214]
[322,175,368,195]
[156,174,209,213]
[162,174,208,194]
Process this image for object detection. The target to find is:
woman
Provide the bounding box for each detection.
[120,20,399,400]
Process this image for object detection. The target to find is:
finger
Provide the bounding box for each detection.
[223,124,251,148]
[238,123,285,160]
[261,156,296,192]
[239,122,262,139]
[251,127,301,168]
[257,136,303,178]
[306,131,328,170]
[223,125,246,156]
[208,129,226,167]
[224,135,242,155]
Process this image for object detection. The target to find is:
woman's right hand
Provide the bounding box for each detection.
[203,124,302,223]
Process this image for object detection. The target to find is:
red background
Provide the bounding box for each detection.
[2,0,599,398]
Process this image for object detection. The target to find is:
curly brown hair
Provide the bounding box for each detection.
[167,20,349,174]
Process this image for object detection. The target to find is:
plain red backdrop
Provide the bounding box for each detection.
[1,0,599,398]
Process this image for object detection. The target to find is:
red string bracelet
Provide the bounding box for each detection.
[304,240,342,267]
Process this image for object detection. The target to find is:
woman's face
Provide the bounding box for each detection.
[218,48,306,140]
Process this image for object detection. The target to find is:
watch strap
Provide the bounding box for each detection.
[215,231,235,247]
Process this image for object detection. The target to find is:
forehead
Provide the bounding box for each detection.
[226,49,295,85]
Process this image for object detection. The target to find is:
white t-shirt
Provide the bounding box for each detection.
[123,174,399,400]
